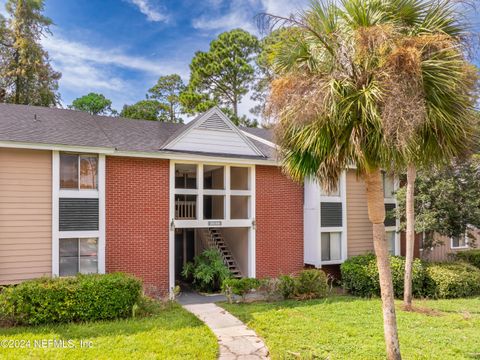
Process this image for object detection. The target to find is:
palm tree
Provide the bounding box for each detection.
[262,0,478,358]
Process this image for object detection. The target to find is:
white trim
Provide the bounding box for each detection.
[250,165,256,278]
[0,141,114,154]
[52,151,60,277]
[169,161,175,297]
[162,107,265,157]
[240,130,277,148]
[98,154,106,274]
[59,190,99,198]
[0,142,278,165]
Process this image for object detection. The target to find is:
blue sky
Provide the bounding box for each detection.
[0,0,308,116]
[0,0,478,118]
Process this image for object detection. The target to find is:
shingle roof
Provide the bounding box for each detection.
[0,103,276,160]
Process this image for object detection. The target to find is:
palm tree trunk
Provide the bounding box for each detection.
[365,170,402,360]
[403,163,416,309]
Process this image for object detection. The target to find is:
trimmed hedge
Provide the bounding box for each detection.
[0,273,142,325]
[341,254,480,299]
[222,278,261,302]
[341,254,425,298]
[455,250,480,269]
[425,262,480,299]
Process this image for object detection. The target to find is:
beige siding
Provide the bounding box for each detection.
[346,170,374,256]
[421,230,480,262]
[0,148,52,284]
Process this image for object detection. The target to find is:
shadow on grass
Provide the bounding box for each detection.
[0,302,207,340]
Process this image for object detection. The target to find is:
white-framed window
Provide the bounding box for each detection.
[319,173,347,265]
[59,237,98,276]
[171,161,254,226]
[451,233,469,249]
[382,172,395,199]
[52,151,105,277]
[386,230,396,255]
[60,153,98,190]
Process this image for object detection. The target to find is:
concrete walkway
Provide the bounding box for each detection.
[181,296,270,359]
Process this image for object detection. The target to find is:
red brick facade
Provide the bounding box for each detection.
[255,165,304,277]
[105,156,170,296]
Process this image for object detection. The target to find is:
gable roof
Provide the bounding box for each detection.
[161,107,265,157]
[0,103,276,160]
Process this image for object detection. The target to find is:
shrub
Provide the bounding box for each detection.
[295,269,328,299]
[278,275,296,299]
[341,254,426,298]
[424,262,480,298]
[182,249,231,293]
[222,278,261,303]
[0,273,142,325]
[259,277,282,301]
[455,250,480,269]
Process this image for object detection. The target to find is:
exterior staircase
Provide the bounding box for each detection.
[203,228,242,279]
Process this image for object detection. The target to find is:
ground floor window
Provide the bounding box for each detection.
[59,238,98,276]
[451,234,468,249]
[386,231,396,255]
[321,232,342,261]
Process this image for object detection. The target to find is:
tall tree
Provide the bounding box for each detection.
[263,0,477,358]
[120,99,167,121]
[181,29,260,126]
[69,93,116,115]
[0,0,61,106]
[147,74,185,123]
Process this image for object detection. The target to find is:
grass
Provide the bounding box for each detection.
[0,302,218,360]
[221,296,480,359]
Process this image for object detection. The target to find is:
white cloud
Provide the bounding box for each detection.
[191,0,308,33]
[42,36,186,78]
[129,0,168,22]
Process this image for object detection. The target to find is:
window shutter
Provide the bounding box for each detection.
[59,198,99,231]
[320,202,342,227]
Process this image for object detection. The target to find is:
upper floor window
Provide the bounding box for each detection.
[60,153,98,190]
[175,164,197,189]
[382,172,395,199]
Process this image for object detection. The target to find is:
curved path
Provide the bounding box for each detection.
[182,301,270,359]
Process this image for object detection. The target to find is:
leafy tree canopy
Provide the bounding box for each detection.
[120,99,167,121]
[396,157,480,247]
[180,28,260,127]
[147,74,185,123]
[69,93,116,115]
[0,0,61,106]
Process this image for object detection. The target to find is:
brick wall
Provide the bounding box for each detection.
[255,165,304,277]
[106,156,170,297]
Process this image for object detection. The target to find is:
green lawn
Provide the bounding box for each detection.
[0,302,217,360]
[221,296,480,359]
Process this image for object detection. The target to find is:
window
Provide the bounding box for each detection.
[175,164,197,189]
[231,196,249,219]
[321,232,342,261]
[231,167,249,190]
[451,234,468,249]
[59,238,98,276]
[383,172,395,199]
[204,165,224,190]
[203,195,225,219]
[386,231,396,255]
[60,153,98,190]
[175,195,197,219]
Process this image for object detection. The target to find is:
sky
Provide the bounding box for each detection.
[0,0,309,118]
[0,0,478,119]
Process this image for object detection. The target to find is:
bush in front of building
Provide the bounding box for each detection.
[454,250,480,269]
[341,254,426,298]
[277,269,329,300]
[0,273,142,325]
[424,262,480,298]
[222,278,261,303]
[182,248,231,293]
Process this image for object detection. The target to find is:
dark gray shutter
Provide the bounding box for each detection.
[59,198,99,231]
[384,203,396,227]
[321,202,342,227]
